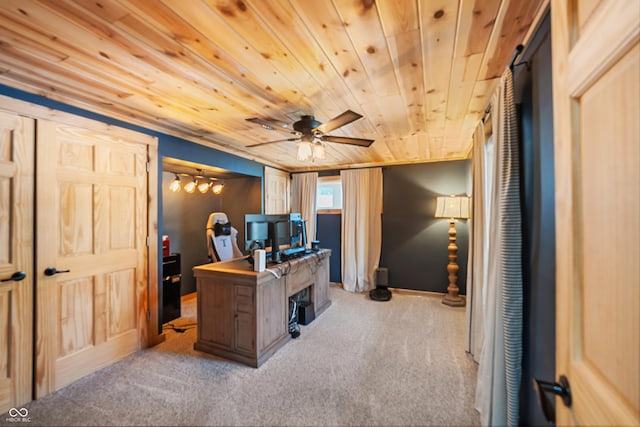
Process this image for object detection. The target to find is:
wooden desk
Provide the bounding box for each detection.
[193,249,331,367]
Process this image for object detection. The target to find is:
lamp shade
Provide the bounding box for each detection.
[312,142,325,160]
[434,195,470,219]
[297,141,312,160]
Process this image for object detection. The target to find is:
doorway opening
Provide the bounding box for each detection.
[160,156,262,335]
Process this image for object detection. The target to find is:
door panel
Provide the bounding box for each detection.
[58,277,94,357]
[59,183,94,256]
[314,256,330,310]
[198,280,233,348]
[108,268,137,337]
[234,285,255,353]
[36,120,148,396]
[264,166,290,214]
[579,45,639,413]
[552,0,640,424]
[0,111,34,414]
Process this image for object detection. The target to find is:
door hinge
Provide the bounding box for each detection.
[146,236,150,247]
[147,310,151,321]
[146,161,150,173]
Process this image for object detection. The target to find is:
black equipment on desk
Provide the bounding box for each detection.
[162,253,181,324]
[245,213,307,263]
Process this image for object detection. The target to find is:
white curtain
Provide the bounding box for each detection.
[341,168,383,293]
[465,120,488,362]
[291,172,317,247]
[475,68,523,427]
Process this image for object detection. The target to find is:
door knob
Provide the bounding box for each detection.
[1,271,26,282]
[44,267,71,276]
[533,375,572,422]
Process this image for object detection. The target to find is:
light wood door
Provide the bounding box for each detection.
[552,1,639,424]
[264,166,290,214]
[35,120,149,397]
[0,111,34,414]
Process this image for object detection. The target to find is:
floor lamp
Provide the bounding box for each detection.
[435,195,470,307]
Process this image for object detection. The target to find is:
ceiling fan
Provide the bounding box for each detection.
[245,110,374,153]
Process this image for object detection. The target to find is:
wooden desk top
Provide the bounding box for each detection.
[193,249,331,283]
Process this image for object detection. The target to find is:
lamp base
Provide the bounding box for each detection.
[442,294,465,307]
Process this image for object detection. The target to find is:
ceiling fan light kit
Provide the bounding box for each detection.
[312,142,325,160]
[295,140,325,161]
[296,140,312,161]
[246,110,374,161]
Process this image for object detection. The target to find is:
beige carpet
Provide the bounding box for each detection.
[3,287,479,426]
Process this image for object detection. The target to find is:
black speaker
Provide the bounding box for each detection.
[298,302,315,325]
[376,267,389,287]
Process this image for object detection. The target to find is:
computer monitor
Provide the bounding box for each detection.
[244,214,269,251]
[269,220,290,248]
[244,213,307,262]
[269,220,290,262]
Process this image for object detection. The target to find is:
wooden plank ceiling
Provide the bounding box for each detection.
[0,0,544,172]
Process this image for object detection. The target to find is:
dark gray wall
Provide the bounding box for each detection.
[316,213,342,283]
[161,173,261,295]
[221,177,263,251]
[517,12,556,426]
[315,162,471,292]
[381,161,470,293]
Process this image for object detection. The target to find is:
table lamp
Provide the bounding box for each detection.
[434,195,470,307]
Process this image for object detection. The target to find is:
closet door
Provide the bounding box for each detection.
[264,166,290,214]
[35,119,150,397]
[552,1,639,425]
[0,111,34,414]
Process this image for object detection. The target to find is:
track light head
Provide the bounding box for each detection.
[184,177,197,193]
[169,174,181,192]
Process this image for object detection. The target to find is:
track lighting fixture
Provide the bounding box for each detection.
[167,169,225,195]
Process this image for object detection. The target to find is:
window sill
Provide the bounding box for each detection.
[317,209,341,215]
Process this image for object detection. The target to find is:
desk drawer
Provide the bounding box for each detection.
[286,266,312,296]
[235,285,254,314]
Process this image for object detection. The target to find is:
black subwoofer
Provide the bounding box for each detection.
[298,302,315,325]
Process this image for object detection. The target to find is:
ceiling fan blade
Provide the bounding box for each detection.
[247,137,300,148]
[315,110,363,134]
[321,135,374,147]
[245,117,299,135]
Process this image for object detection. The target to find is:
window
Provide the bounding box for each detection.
[316,175,342,212]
